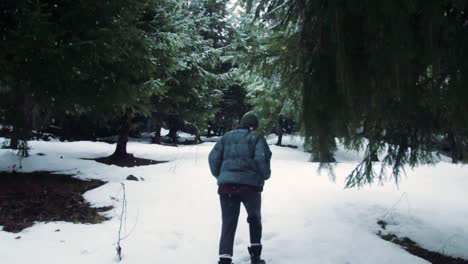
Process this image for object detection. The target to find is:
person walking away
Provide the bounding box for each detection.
[208,112,272,264]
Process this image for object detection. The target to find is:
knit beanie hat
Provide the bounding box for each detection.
[239,111,259,130]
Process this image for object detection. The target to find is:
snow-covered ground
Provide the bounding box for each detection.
[0,135,467,264]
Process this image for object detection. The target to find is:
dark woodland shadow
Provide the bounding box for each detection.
[0,171,111,233]
[92,154,167,168]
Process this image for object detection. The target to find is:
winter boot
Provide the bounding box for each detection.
[218,257,233,264]
[248,245,266,264]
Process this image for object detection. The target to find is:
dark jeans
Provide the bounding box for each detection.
[219,192,262,256]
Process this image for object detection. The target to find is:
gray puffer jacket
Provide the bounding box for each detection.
[208,128,272,187]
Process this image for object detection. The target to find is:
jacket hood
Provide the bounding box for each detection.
[239,111,259,129]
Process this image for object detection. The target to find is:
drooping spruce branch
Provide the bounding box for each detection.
[240,0,468,186]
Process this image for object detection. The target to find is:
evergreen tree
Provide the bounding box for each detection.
[209,79,250,137]
[203,0,252,137]
[233,4,302,144]
[100,0,180,158]
[151,0,235,144]
[0,0,60,154]
[243,74,300,145]
[0,0,180,158]
[241,0,468,186]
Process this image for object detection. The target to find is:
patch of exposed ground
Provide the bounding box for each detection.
[92,154,166,167]
[0,171,111,233]
[277,144,299,149]
[377,220,468,264]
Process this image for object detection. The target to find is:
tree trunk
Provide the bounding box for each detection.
[276,132,283,146]
[17,139,29,157]
[8,127,19,149]
[368,140,379,162]
[276,116,284,146]
[8,95,32,154]
[168,127,177,144]
[152,123,161,144]
[113,112,132,158]
[448,132,462,163]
